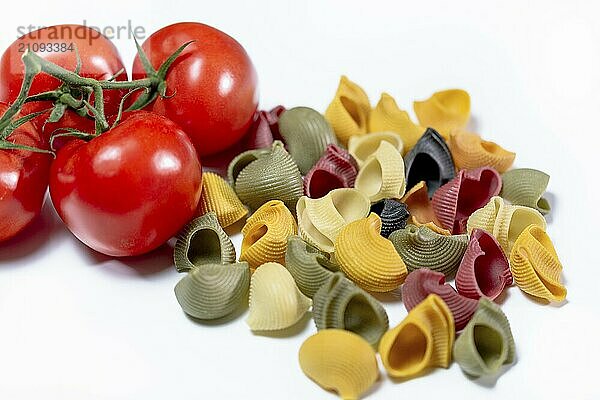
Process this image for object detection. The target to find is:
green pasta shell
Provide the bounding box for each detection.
[389,224,468,277]
[174,212,236,273]
[501,168,551,215]
[174,262,250,320]
[278,107,338,174]
[453,297,516,377]
[313,272,389,348]
[284,235,338,298]
[228,141,304,211]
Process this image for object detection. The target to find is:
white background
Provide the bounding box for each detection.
[0,1,599,399]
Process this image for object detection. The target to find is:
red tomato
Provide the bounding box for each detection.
[0,25,127,141]
[0,103,51,242]
[49,111,202,256]
[132,22,259,156]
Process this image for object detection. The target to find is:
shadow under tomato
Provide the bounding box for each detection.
[78,239,175,277]
[0,196,67,263]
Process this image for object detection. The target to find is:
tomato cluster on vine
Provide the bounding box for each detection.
[0,22,259,256]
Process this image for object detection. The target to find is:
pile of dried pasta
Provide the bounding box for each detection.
[172,76,565,399]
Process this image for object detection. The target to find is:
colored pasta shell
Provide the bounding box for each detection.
[335,213,408,292]
[432,167,502,234]
[369,198,409,238]
[413,89,470,137]
[456,229,512,300]
[242,105,286,150]
[389,225,468,277]
[197,172,248,228]
[509,225,566,302]
[284,235,337,298]
[401,181,450,235]
[297,188,370,254]
[278,106,338,174]
[453,298,516,377]
[228,140,303,211]
[379,294,455,379]
[448,131,516,173]
[304,144,358,199]
[466,196,547,253]
[313,273,389,347]
[369,93,424,152]
[299,329,379,400]
[501,168,551,215]
[246,262,312,331]
[354,141,406,202]
[174,212,236,273]
[404,128,455,197]
[402,268,479,331]
[240,200,297,270]
[174,262,250,320]
[348,131,404,167]
[324,76,371,146]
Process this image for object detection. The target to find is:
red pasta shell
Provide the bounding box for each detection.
[432,166,502,234]
[304,144,359,198]
[402,268,479,331]
[455,228,512,300]
[242,105,286,150]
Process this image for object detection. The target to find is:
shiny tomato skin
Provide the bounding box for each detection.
[0,103,51,242]
[49,111,202,257]
[0,25,127,140]
[132,22,259,156]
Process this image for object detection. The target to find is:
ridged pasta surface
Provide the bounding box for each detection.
[355,141,406,202]
[379,294,455,379]
[509,225,566,302]
[228,141,304,211]
[174,212,236,273]
[325,76,371,146]
[247,262,312,331]
[197,172,248,228]
[313,273,389,347]
[413,89,471,139]
[369,93,424,152]
[448,130,515,173]
[335,213,408,292]
[240,200,297,270]
[278,106,338,174]
[389,224,468,277]
[299,329,379,400]
[453,298,516,377]
[501,168,551,214]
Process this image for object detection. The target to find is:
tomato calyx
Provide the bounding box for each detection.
[126,38,194,110]
[0,40,193,147]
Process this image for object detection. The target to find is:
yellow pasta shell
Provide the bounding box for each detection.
[369,93,424,152]
[379,294,454,379]
[354,141,406,202]
[240,200,297,270]
[401,181,451,235]
[348,131,404,167]
[299,329,379,400]
[413,89,470,138]
[325,76,371,146]
[197,172,248,228]
[467,196,546,253]
[247,262,311,331]
[448,130,516,173]
[335,213,408,292]
[510,225,566,302]
[297,188,370,254]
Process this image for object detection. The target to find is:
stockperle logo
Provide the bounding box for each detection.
[16,20,146,45]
